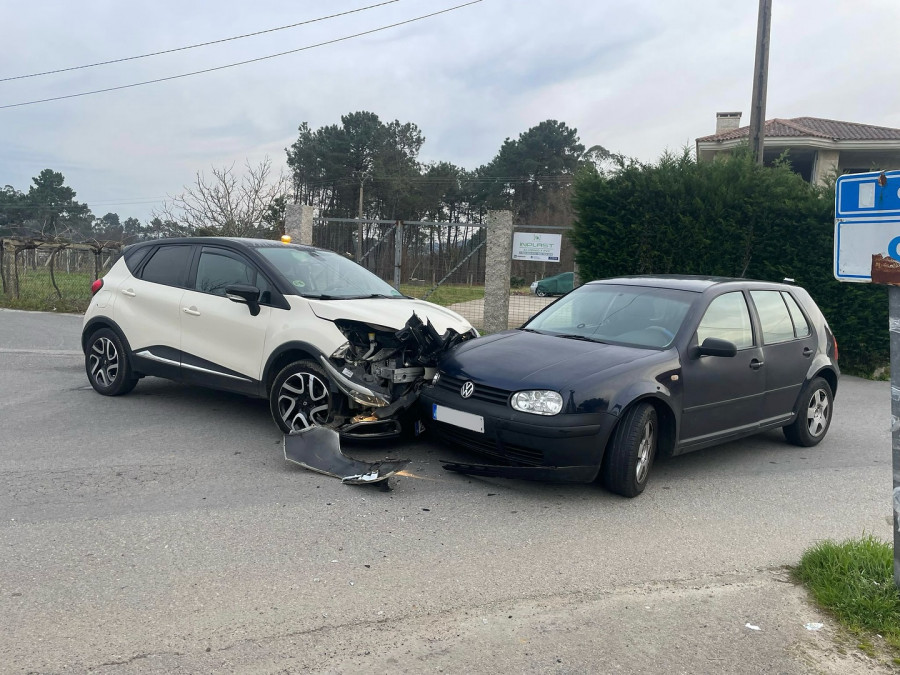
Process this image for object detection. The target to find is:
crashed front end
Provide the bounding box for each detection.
[319,313,477,439]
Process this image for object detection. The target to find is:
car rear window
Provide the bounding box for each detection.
[123,245,151,273]
[750,290,795,344]
[140,245,192,287]
[782,292,811,338]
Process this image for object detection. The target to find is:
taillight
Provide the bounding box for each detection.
[90,279,104,296]
[833,336,839,361]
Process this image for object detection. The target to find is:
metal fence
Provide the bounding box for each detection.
[0,239,121,312]
[308,218,576,332]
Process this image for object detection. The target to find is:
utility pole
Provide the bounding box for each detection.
[748,0,772,165]
[357,180,364,262]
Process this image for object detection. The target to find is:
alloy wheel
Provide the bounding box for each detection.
[806,389,830,437]
[277,370,330,431]
[89,336,119,388]
[635,418,654,484]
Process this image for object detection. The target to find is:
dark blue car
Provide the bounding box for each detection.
[421,276,839,497]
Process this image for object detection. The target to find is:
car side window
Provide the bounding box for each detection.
[696,292,753,349]
[750,290,795,344]
[195,250,272,302]
[782,292,811,338]
[140,245,192,287]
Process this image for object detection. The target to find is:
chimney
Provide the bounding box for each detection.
[716,112,742,135]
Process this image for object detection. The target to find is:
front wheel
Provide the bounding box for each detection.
[85,328,138,396]
[783,377,833,447]
[270,360,335,433]
[601,402,657,498]
[535,288,547,297]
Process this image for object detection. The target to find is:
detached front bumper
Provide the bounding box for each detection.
[419,384,618,483]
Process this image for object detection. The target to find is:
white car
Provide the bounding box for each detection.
[82,237,476,437]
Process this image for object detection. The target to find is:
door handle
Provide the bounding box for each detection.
[121,288,136,297]
[183,306,201,316]
[802,347,813,357]
[749,358,764,370]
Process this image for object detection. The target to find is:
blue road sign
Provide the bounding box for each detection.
[835,171,900,283]
[836,170,900,219]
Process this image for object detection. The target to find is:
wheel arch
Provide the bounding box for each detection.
[814,367,838,399]
[602,395,677,468]
[263,341,328,395]
[82,317,132,354]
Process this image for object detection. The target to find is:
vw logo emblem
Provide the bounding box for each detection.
[460,381,475,399]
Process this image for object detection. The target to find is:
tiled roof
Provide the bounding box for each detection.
[697,117,900,143]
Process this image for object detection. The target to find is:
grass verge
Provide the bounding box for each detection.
[794,534,900,657]
[1,268,93,313]
[399,283,485,306]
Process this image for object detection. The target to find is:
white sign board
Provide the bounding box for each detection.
[512,232,561,262]
[834,171,900,284]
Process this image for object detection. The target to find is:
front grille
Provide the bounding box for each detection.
[434,425,545,466]
[436,373,511,406]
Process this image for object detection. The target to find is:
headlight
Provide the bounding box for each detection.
[510,390,563,416]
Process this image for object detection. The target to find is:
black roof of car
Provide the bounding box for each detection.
[124,237,319,253]
[588,275,794,292]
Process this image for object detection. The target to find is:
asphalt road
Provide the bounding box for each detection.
[0,308,892,674]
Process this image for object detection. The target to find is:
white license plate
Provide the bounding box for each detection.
[432,404,484,433]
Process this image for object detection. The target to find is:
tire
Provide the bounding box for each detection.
[602,402,657,498]
[84,328,138,396]
[536,288,547,297]
[783,377,833,447]
[270,360,334,433]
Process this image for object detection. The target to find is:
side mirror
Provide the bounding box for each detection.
[225,284,261,316]
[697,337,737,358]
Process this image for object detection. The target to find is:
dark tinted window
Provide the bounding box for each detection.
[195,250,272,301]
[140,246,192,287]
[123,246,151,273]
[750,290,794,343]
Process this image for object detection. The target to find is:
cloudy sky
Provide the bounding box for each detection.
[2,0,899,223]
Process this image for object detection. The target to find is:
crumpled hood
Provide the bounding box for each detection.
[307,297,472,335]
[442,330,662,391]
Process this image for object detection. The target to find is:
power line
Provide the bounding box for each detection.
[0,1,483,110]
[0,0,400,83]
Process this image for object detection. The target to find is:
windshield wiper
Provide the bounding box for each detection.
[301,293,342,300]
[554,333,603,342]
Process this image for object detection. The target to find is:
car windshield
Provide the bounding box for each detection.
[524,284,695,348]
[257,246,404,299]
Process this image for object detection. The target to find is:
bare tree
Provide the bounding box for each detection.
[154,157,288,237]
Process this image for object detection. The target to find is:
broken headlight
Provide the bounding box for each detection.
[510,390,563,416]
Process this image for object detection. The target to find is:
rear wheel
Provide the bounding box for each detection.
[783,377,833,447]
[602,402,657,498]
[270,360,334,433]
[85,328,138,396]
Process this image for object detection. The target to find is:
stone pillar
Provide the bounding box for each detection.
[813,149,840,186]
[284,203,314,245]
[483,210,513,334]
